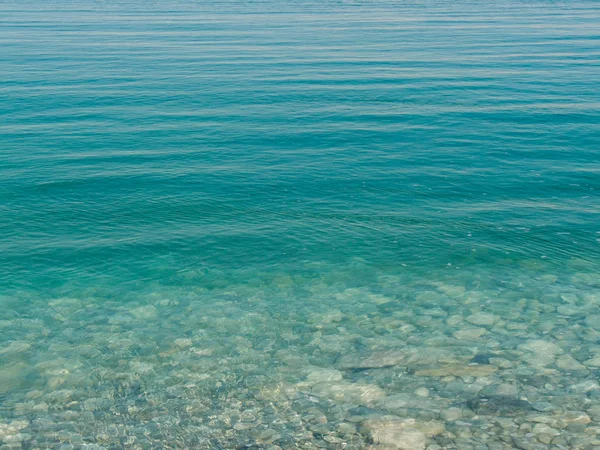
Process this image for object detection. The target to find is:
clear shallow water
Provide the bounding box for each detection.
[1,0,600,448]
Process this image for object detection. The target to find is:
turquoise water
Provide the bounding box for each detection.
[1,0,600,448]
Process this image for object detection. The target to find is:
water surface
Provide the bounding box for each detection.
[1,0,600,448]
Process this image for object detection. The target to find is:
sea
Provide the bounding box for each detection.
[1,0,600,448]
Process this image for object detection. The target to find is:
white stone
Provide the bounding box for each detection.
[174,338,193,348]
[361,417,444,450]
[560,411,591,425]
[0,420,29,442]
[413,363,497,377]
[129,361,154,374]
[587,405,600,421]
[532,423,560,436]
[519,339,563,367]
[489,357,512,368]
[453,328,487,340]
[584,355,600,367]
[256,382,298,402]
[311,382,385,405]
[369,294,394,305]
[436,284,465,298]
[304,367,343,385]
[582,293,600,306]
[465,312,498,327]
[557,305,580,316]
[480,383,518,397]
[506,322,528,331]
[376,429,426,449]
[586,315,600,330]
[376,393,441,412]
[336,349,411,369]
[308,310,344,324]
[441,407,464,422]
[556,354,587,371]
[0,341,31,354]
[446,315,463,326]
[421,308,448,317]
[415,387,430,398]
[130,305,157,320]
[0,362,30,395]
[560,293,578,304]
[570,380,599,394]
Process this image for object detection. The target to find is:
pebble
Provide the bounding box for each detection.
[0,420,30,443]
[532,423,559,436]
[441,407,464,422]
[129,305,157,320]
[555,354,587,371]
[414,364,497,377]
[3,270,600,449]
[335,349,410,370]
[415,387,430,397]
[361,417,444,450]
[570,380,599,393]
[376,393,441,412]
[480,383,519,397]
[489,357,512,368]
[453,328,487,340]
[519,340,562,356]
[311,382,385,405]
[519,340,563,367]
[174,338,193,348]
[465,312,498,327]
[559,411,591,425]
[583,355,600,367]
[0,341,32,354]
[304,368,344,385]
[467,396,533,416]
[511,435,547,450]
[587,405,600,421]
[556,305,580,316]
[233,420,260,430]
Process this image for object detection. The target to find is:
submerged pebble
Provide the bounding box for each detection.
[4,268,599,448]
